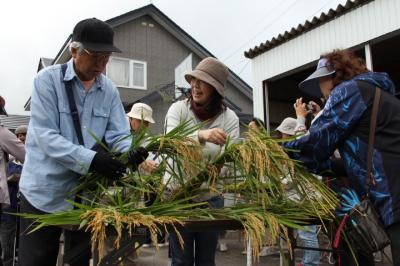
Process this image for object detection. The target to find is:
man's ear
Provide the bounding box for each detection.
[70,47,78,59]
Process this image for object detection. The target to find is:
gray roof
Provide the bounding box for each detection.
[0,115,30,131]
[25,57,55,110]
[107,4,252,100]
[50,4,253,100]
[244,0,374,59]
[25,4,254,112]
[41,57,54,68]
[36,57,54,73]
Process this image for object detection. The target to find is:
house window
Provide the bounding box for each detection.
[106,57,147,90]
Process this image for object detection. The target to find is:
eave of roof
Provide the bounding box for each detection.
[107,4,253,100]
[50,4,253,100]
[244,0,374,59]
[41,57,54,67]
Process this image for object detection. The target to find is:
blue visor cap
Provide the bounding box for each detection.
[299,58,335,98]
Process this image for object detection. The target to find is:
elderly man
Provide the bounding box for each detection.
[18,18,147,266]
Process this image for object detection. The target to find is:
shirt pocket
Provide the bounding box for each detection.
[58,105,74,139]
[92,108,110,133]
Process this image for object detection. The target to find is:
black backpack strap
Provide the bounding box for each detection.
[61,64,84,146]
[61,64,86,206]
[366,87,381,195]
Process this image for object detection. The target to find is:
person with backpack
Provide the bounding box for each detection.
[284,49,400,265]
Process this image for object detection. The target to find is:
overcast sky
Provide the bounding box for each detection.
[0,0,347,115]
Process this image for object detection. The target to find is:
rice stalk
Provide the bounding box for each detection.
[17,121,340,262]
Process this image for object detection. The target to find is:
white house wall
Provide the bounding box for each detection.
[252,0,400,120]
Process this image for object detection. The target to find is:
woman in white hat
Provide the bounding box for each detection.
[126,103,155,134]
[126,102,158,174]
[165,57,239,266]
[275,117,297,138]
[276,116,322,266]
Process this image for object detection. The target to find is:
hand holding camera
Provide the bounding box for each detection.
[306,101,322,117]
[294,98,321,118]
[293,97,309,118]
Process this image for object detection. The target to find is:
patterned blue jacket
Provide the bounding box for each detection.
[285,72,400,227]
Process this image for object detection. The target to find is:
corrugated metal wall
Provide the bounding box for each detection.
[252,0,400,121]
[0,115,30,131]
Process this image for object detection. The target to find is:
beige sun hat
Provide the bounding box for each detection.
[126,103,155,123]
[276,117,297,136]
[184,57,229,97]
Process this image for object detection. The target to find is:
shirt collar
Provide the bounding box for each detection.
[64,59,105,91]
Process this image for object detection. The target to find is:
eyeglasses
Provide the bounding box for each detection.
[83,49,112,61]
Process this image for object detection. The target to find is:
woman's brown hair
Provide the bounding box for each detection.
[188,89,226,116]
[323,49,369,86]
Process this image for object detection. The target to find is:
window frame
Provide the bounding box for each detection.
[106,56,147,90]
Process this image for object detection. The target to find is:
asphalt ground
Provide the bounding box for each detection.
[132,230,392,266]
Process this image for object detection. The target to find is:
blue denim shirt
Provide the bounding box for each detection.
[19,59,132,213]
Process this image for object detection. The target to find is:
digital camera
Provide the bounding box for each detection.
[306,103,316,112]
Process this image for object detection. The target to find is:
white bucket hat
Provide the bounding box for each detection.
[126,103,155,123]
[276,117,297,136]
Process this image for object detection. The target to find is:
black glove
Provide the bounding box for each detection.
[89,151,126,180]
[127,147,149,170]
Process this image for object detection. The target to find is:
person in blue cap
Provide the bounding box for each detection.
[284,49,400,266]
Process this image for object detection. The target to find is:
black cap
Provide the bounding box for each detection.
[72,18,121,53]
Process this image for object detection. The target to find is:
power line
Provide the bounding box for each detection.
[225,0,338,86]
[214,0,291,56]
[222,0,340,63]
[230,57,248,69]
[222,0,298,62]
[237,60,251,75]
[306,0,335,21]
